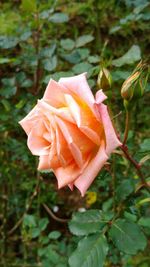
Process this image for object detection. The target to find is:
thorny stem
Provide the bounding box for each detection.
[121,105,150,193]
[121,145,150,193]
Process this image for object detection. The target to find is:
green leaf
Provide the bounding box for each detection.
[21,0,36,12]
[48,231,61,240]
[69,234,108,267]
[40,44,56,58]
[0,35,18,49]
[76,35,94,48]
[111,70,131,81]
[31,227,41,238]
[20,31,32,41]
[124,211,137,222]
[23,214,37,228]
[1,78,17,98]
[109,219,147,254]
[60,39,75,51]
[0,87,17,98]
[138,217,150,228]
[61,50,81,64]
[38,217,49,231]
[77,48,90,60]
[43,56,57,71]
[72,62,92,74]
[69,210,108,236]
[116,180,134,201]
[88,55,100,63]
[140,138,150,153]
[49,13,69,23]
[112,45,141,67]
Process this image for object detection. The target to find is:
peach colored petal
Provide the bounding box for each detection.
[55,125,73,167]
[54,155,91,189]
[54,163,81,189]
[64,94,101,145]
[28,130,50,156]
[97,103,122,155]
[59,73,98,117]
[19,105,39,135]
[38,155,50,170]
[55,116,83,168]
[74,142,108,197]
[27,120,50,155]
[37,99,75,124]
[95,89,107,104]
[68,183,74,191]
[43,79,68,107]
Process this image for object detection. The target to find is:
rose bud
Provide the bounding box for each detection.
[19,73,121,196]
[97,67,112,91]
[121,62,147,104]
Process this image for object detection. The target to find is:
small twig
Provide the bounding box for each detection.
[111,111,122,120]
[43,203,68,223]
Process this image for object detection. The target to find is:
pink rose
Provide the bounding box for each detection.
[19,73,121,196]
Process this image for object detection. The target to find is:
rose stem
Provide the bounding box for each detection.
[123,110,130,145]
[121,145,150,193]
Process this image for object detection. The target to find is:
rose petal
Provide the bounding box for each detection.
[19,105,39,135]
[55,116,83,168]
[28,130,50,156]
[55,124,73,166]
[43,79,68,107]
[54,155,91,189]
[37,99,75,124]
[64,94,101,145]
[54,163,81,189]
[59,73,98,116]
[75,142,108,197]
[97,103,122,155]
[38,155,50,170]
[95,89,107,104]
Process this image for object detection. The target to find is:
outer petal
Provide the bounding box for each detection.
[54,155,91,189]
[59,73,98,117]
[19,105,39,135]
[54,163,81,189]
[97,103,122,155]
[27,130,50,156]
[74,142,108,197]
[38,155,50,170]
[43,79,68,107]
[95,89,107,104]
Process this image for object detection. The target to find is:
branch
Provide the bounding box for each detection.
[121,145,150,193]
[43,203,68,223]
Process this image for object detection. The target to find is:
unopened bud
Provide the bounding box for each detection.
[97,67,112,90]
[121,63,147,103]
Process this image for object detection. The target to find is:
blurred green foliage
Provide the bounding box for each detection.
[0,0,150,266]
